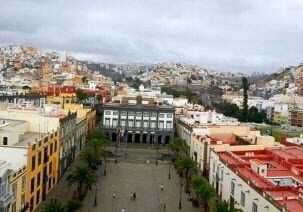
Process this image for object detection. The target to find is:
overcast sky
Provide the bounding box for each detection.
[1,0,303,72]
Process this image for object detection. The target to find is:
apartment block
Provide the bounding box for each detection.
[0,161,14,212]
[209,147,303,212]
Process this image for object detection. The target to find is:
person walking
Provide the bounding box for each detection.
[160,185,164,191]
[130,192,133,200]
[133,192,136,200]
[112,193,116,199]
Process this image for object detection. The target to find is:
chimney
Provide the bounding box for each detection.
[136,96,142,104]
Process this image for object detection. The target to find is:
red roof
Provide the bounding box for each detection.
[218,146,303,211]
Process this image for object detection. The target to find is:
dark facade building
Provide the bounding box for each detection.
[0,92,46,107]
[99,97,175,145]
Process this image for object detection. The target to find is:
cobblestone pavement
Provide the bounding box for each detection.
[36,148,200,212]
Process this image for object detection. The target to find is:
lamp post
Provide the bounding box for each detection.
[155,145,158,166]
[115,143,117,164]
[103,153,107,176]
[178,178,183,209]
[168,157,171,180]
[94,183,98,207]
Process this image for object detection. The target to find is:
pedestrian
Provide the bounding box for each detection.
[121,208,125,212]
[163,203,166,211]
[159,199,163,208]
[112,193,116,199]
[160,185,164,191]
[133,192,136,200]
[130,192,133,200]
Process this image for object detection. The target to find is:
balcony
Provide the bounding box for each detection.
[101,124,174,132]
[0,192,13,208]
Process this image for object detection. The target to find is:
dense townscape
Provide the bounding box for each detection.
[1,44,303,212]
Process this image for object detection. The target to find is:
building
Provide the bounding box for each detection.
[209,146,303,212]
[9,165,27,212]
[0,92,46,108]
[99,96,174,145]
[0,118,60,211]
[0,161,13,212]
[290,108,303,127]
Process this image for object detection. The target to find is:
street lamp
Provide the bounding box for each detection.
[178,178,183,209]
[104,153,107,176]
[168,157,172,180]
[155,145,158,166]
[115,143,117,164]
[94,183,98,207]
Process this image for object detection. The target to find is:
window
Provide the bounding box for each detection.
[128,120,134,127]
[112,119,118,127]
[159,121,164,129]
[113,111,119,116]
[49,162,52,174]
[231,181,235,195]
[167,113,173,118]
[166,121,172,129]
[54,140,57,152]
[31,156,36,171]
[30,197,34,210]
[3,137,8,145]
[143,121,149,128]
[159,113,165,118]
[50,143,53,155]
[128,112,135,116]
[121,111,127,116]
[151,113,157,118]
[11,202,16,212]
[31,178,35,193]
[21,194,25,208]
[143,112,149,117]
[120,119,126,127]
[252,202,258,212]
[36,190,40,205]
[151,121,156,129]
[135,121,141,128]
[240,191,245,207]
[213,163,216,173]
[22,176,26,190]
[37,172,41,187]
[136,112,142,117]
[105,110,111,115]
[38,152,41,165]
[105,118,110,126]
[12,183,17,197]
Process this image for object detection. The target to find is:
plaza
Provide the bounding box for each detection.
[40,148,200,212]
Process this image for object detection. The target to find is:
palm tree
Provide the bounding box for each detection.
[176,157,198,191]
[191,176,215,212]
[215,200,242,212]
[168,137,186,158]
[43,200,82,212]
[43,201,65,212]
[65,200,83,212]
[81,147,101,170]
[66,166,96,199]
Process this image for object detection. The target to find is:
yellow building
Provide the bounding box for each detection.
[9,165,27,212]
[27,131,60,211]
[47,94,75,107]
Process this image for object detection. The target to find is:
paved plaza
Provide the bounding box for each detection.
[39,148,200,212]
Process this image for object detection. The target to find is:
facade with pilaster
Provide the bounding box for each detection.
[99,102,174,145]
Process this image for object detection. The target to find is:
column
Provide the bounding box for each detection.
[132,133,135,143]
[147,133,151,144]
[161,135,165,145]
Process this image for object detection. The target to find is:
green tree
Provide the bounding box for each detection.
[167,137,186,158]
[215,200,242,212]
[81,147,101,170]
[76,90,88,103]
[65,200,83,212]
[191,176,215,212]
[81,76,87,84]
[176,157,198,191]
[242,77,248,122]
[43,201,65,212]
[66,166,96,199]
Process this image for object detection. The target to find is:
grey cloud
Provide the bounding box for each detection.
[0,0,303,72]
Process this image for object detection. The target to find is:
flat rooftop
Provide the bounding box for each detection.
[14,132,46,147]
[218,146,303,212]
